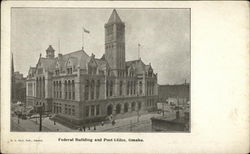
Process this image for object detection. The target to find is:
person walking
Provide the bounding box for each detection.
[83,125,86,132]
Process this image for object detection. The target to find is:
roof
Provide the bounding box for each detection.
[95,58,108,70]
[39,57,56,71]
[57,49,90,70]
[107,9,123,24]
[126,59,150,74]
[158,84,190,99]
[46,45,55,51]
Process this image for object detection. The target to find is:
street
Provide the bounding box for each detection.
[11,111,176,132]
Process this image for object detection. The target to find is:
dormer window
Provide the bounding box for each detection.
[148,69,153,77]
[67,67,73,74]
[55,69,60,75]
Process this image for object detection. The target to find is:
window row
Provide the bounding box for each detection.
[85,80,101,100]
[53,103,75,116]
[36,77,45,98]
[146,81,155,96]
[53,80,75,100]
[85,104,100,117]
[146,99,156,107]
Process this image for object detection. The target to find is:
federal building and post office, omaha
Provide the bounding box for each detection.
[26,9,158,124]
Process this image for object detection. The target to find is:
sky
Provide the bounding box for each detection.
[11,8,190,85]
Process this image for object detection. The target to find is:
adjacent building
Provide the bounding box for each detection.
[26,9,158,124]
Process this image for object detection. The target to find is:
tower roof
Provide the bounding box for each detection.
[46,45,55,51]
[107,9,122,24]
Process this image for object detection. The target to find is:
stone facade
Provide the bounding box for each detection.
[26,9,158,124]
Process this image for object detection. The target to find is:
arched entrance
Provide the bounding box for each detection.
[116,104,121,114]
[131,102,136,111]
[124,103,128,113]
[107,104,113,116]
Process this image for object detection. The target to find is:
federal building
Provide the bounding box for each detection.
[26,9,158,124]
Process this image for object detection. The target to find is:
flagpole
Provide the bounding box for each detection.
[58,38,61,54]
[138,43,140,60]
[82,26,84,50]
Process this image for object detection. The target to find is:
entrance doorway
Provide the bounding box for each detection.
[107,104,113,115]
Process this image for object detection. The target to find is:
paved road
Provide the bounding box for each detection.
[11,116,51,132]
[11,111,176,132]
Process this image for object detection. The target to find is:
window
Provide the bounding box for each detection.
[72,105,75,116]
[106,80,109,97]
[96,80,100,99]
[130,81,133,95]
[91,105,95,116]
[72,80,75,100]
[64,81,67,99]
[139,81,142,95]
[131,102,136,111]
[65,105,68,114]
[91,80,95,100]
[127,81,130,95]
[85,106,89,117]
[110,81,113,96]
[138,102,141,110]
[59,81,62,98]
[133,81,136,95]
[124,103,128,113]
[96,105,100,115]
[85,80,89,100]
[119,81,123,96]
[68,80,71,99]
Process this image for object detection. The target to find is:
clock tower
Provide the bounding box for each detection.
[105,9,125,74]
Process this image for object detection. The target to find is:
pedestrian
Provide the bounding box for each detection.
[83,126,86,132]
[101,121,104,126]
[88,126,90,130]
[94,125,96,130]
[112,120,115,126]
[79,127,82,131]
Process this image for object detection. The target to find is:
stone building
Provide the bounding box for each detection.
[26,9,158,124]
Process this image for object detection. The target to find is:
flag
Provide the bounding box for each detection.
[83,27,90,34]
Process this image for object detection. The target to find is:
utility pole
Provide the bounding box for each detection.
[162,102,164,116]
[37,106,43,132]
[130,120,132,132]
